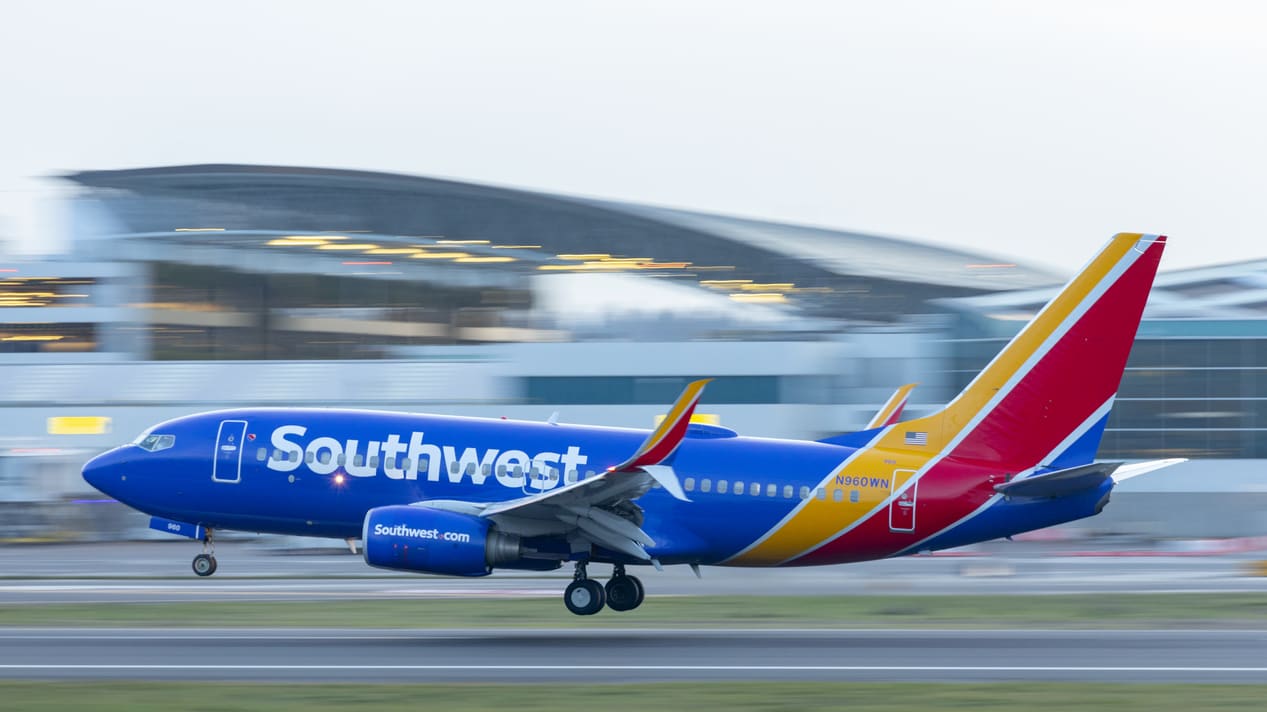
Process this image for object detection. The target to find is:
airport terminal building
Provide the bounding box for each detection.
[2,165,1264,539]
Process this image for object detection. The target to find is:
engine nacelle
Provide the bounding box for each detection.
[362,505,521,577]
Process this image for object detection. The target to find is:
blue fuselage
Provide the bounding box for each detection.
[82,407,1112,566]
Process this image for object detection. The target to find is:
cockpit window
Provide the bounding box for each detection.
[137,434,176,452]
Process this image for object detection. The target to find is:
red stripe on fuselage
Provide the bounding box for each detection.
[794,238,1164,565]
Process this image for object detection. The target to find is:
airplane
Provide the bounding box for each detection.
[82,233,1183,615]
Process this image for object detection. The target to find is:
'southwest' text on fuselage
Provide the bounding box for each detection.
[267,425,589,488]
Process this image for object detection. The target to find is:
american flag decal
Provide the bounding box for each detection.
[904,431,928,446]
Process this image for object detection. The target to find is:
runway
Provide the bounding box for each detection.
[1,627,1265,683]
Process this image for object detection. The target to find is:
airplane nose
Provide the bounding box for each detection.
[82,448,121,496]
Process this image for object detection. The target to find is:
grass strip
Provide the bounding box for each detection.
[1,593,1264,628]
[2,681,1266,711]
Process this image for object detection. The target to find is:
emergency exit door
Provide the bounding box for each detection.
[888,468,918,532]
[212,419,248,483]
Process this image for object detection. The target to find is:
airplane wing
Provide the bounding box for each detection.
[421,379,710,563]
[865,383,917,429]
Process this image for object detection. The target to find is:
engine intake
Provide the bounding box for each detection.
[362,505,521,577]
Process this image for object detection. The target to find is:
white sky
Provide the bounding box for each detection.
[1,1,1265,273]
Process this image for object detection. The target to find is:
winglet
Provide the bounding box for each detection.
[610,378,711,472]
[865,383,917,429]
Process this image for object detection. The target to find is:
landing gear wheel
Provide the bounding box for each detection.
[564,579,606,615]
[192,553,217,577]
[605,575,645,612]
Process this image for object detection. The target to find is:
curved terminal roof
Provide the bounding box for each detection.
[67,164,1058,320]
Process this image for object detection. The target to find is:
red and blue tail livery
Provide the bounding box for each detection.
[83,233,1182,615]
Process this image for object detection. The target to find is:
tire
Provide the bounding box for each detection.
[564,579,606,615]
[606,575,645,612]
[192,553,216,577]
[626,575,644,608]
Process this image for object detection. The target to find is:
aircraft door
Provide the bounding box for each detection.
[888,468,918,532]
[212,419,249,484]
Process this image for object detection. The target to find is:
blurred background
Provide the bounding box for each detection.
[3,164,1265,546]
[1,1,1265,549]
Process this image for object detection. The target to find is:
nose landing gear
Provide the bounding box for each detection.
[191,530,217,577]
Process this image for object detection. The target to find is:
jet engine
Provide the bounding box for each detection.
[362,505,521,577]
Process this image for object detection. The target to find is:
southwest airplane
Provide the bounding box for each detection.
[83,233,1182,615]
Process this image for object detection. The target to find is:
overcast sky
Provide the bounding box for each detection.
[2,1,1264,273]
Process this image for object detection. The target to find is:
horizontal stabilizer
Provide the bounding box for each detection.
[1111,458,1188,484]
[994,462,1122,499]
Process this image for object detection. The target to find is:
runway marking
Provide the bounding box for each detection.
[0,635,468,641]
[2,664,1267,674]
[2,627,1265,637]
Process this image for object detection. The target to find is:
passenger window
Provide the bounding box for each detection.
[700,479,712,493]
[370,456,380,469]
[767,484,777,498]
[256,448,267,462]
[850,490,861,503]
[717,480,729,494]
[733,481,744,495]
[833,489,844,503]
[783,485,793,499]
[272,449,282,461]
[799,486,810,500]
[450,461,460,475]
[816,487,827,501]
[750,483,761,496]
[466,463,476,476]
[402,458,411,471]
[419,458,429,471]
[684,477,695,492]
[337,454,346,466]
[290,450,300,462]
[386,458,396,471]
[497,465,507,476]
[305,451,315,464]
[353,454,364,468]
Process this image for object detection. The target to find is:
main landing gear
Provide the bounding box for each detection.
[563,562,645,615]
[192,530,217,577]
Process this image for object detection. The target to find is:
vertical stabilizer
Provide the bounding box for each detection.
[895,233,1166,469]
